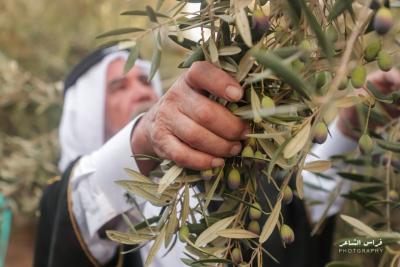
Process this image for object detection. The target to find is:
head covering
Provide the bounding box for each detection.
[58,47,162,172]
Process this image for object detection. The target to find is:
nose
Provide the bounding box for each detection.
[129,80,159,104]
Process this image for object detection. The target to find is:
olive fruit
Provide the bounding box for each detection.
[246,138,257,149]
[351,65,367,88]
[252,9,270,33]
[227,168,241,190]
[241,145,254,167]
[316,72,328,90]
[377,51,393,72]
[280,224,295,245]
[228,102,239,112]
[254,150,267,170]
[292,59,305,72]
[231,248,242,264]
[389,190,399,202]
[241,145,254,158]
[374,7,394,35]
[261,96,275,109]
[249,202,262,220]
[299,40,311,62]
[313,122,328,144]
[338,76,349,90]
[358,134,374,155]
[248,220,261,235]
[179,225,190,242]
[363,38,381,62]
[283,186,293,204]
[201,168,214,181]
[326,25,338,43]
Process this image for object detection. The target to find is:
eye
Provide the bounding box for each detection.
[138,75,151,87]
[108,78,127,92]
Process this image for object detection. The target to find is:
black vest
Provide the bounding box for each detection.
[33,159,143,267]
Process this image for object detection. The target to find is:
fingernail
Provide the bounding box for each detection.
[211,158,225,168]
[225,85,243,101]
[241,126,251,139]
[230,144,242,156]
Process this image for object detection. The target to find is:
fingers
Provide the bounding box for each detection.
[155,134,225,170]
[177,83,249,141]
[171,112,242,158]
[184,61,243,102]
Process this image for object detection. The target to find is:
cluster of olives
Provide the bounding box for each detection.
[351,6,394,89]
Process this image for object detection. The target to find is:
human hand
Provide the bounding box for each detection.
[338,68,400,140]
[131,61,249,174]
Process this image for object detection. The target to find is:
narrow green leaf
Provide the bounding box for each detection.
[376,139,400,153]
[121,10,169,18]
[252,51,311,100]
[192,258,232,264]
[325,261,359,267]
[298,0,333,61]
[366,81,393,103]
[328,0,354,21]
[337,172,381,183]
[124,45,139,74]
[96,27,144,39]
[179,46,205,68]
[149,48,161,82]
[146,5,158,23]
[168,35,197,50]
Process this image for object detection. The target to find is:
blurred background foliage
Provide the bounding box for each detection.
[0,0,185,217]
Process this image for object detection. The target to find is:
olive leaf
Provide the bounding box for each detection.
[328,0,354,21]
[252,51,312,100]
[303,160,332,173]
[106,230,154,245]
[145,226,166,267]
[194,216,236,247]
[340,214,378,237]
[233,0,253,47]
[283,121,311,159]
[95,27,144,39]
[259,198,282,244]
[124,44,140,74]
[158,165,183,194]
[217,228,259,239]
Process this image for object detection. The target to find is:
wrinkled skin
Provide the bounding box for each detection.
[105,58,159,141]
[131,61,249,174]
[106,58,399,175]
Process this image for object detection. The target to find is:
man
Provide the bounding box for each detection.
[34,45,400,267]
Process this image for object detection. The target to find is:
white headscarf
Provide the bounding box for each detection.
[58,50,162,172]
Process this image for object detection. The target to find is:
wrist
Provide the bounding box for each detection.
[131,115,159,175]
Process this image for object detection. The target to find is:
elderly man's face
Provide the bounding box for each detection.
[104,58,159,140]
